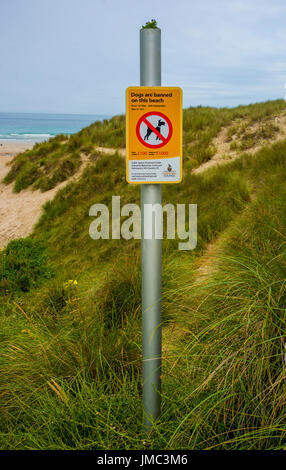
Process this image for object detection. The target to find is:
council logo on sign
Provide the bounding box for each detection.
[136,111,173,149]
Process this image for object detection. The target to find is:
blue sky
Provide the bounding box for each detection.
[1,0,286,115]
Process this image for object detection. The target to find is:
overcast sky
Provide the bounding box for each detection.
[1,0,286,115]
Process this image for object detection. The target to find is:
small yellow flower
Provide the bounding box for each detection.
[64,279,78,289]
[21,329,34,338]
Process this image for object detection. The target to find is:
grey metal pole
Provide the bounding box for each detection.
[140,27,162,431]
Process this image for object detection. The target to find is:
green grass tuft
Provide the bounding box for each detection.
[0,238,53,294]
[142,19,158,29]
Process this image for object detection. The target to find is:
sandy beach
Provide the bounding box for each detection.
[0,140,34,157]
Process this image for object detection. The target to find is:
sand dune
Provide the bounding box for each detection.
[0,114,285,249]
[0,152,89,248]
[0,155,65,248]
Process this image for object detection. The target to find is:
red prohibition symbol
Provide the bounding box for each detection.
[136,111,173,149]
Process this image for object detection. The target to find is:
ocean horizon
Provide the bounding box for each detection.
[0,112,111,143]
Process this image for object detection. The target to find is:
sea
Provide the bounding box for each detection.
[0,112,111,142]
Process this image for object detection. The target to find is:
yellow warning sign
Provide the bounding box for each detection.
[126,86,182,184]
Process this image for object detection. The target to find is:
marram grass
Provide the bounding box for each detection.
[0,101,286,449]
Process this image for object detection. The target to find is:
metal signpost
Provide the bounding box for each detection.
[126,25,182,431]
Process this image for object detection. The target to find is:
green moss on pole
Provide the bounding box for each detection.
[142,19,158,29]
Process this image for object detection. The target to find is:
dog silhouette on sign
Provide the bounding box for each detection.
[144,119,165,141]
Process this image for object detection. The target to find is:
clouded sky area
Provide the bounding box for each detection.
[1,0,286,115]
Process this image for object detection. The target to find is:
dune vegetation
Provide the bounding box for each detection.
[0,100,286,450]
[4,99,285,192]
